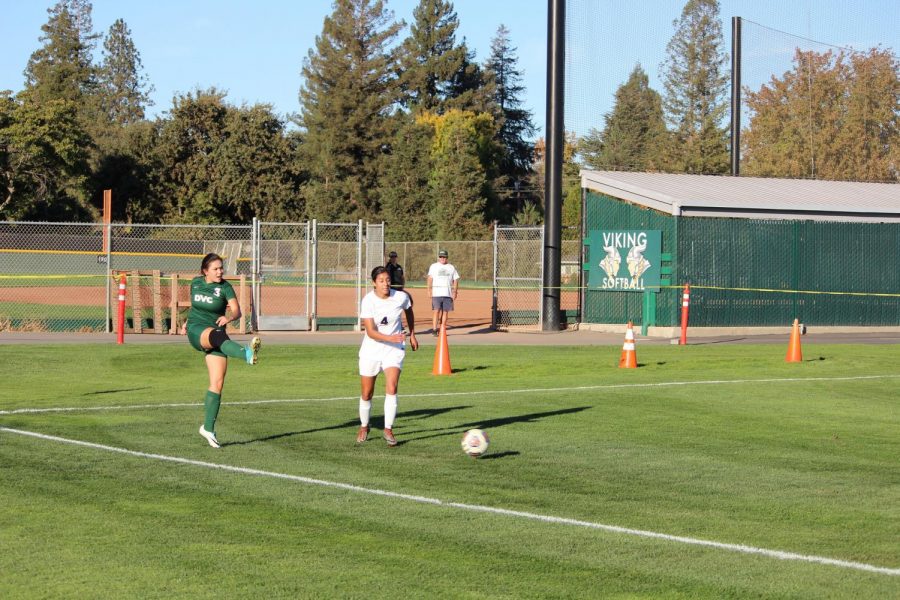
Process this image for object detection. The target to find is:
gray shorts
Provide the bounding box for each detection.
[432,296,454,311]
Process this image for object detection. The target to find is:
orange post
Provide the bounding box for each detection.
[116,274,127,344]
[102,189,111,253]
[786,318,803,363]
[679,284,690,345]
[432,324,452,375]
[618,321,638,369]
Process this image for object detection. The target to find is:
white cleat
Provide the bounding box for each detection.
[199,425,221,449]
[246,336,261,365]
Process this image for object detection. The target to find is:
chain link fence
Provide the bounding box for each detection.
[110,223,253,334]
[1,220,579,333]
[314,222,365,330]
[491,226,582,331]
[382,241,493,288]
[0,221,108,331]
[255,221,310,330]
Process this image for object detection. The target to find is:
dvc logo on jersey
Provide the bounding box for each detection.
[194,294,215,304]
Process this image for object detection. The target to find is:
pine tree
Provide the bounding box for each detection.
[298,0,402,221]
[445,44,496,114]
[485,25,535,178]
[379,117,434,239]
[97,18,154,126]
[579,64,667,171]
[399,0,466,112]
[24,0,99,107]
[659,0,729,174]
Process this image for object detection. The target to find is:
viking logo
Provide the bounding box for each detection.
[626,240,651,279]
[599,245,621,279]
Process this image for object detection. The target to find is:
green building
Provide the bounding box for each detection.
[580,171,900,335]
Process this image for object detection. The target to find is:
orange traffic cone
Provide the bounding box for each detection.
[619,321,638,369]
[432,323,452,375]
[786,318,803,363]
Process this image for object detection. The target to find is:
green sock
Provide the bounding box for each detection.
[204,390,221,432]
[220,340,246,360]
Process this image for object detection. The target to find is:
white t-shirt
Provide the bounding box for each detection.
[359,289,411,357]
[427,262,460,297]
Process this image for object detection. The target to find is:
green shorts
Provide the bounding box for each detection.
[187,323,226,358]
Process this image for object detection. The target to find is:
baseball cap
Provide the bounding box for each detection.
[388,251,397,257]
[438,250,448,257]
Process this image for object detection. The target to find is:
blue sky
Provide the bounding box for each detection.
[2,1,897,138]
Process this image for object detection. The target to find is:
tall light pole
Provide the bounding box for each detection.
[542,0,564,331]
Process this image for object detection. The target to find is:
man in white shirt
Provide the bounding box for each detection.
[426,249,460,336]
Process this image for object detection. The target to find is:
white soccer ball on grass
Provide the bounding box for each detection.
[461,429,489,457]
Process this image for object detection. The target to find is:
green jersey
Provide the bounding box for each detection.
[188,276,236,329]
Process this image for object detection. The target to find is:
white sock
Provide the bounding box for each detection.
[359,398,371,427]
[384,394,398,429]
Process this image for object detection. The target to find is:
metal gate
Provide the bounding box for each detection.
[253,219,380,331]
[254,220,312,330]
[492,225,544,330]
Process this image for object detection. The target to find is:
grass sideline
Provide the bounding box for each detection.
[1,342,898,598]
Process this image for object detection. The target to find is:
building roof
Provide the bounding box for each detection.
[581,170,900,222]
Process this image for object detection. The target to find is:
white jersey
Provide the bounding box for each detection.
[359,289,411,358]
[427,262,460,297]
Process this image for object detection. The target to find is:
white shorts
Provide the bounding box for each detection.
[358,345,405,376]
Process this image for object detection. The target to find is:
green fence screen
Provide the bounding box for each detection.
[584,191,900,327]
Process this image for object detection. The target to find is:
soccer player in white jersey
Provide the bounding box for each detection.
[357,266,419,446]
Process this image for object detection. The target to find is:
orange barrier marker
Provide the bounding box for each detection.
[786,318,803,363]
[679,284,690,345]
[618,321,638,369]
[432,324,452,375]
[116,274,127,345]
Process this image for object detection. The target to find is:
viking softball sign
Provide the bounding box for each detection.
[584,230,662,291]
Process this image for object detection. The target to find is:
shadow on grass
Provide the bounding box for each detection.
[83,387,151,395]
[476,451,520,460]
[451,365,489,373]
[221,405,472,447]
[401,406,592,443]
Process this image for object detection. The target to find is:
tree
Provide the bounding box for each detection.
[399,0,466,112]
[24,0,99,108]
[97,18,154,126]
[92,119,163,223]
[742,47,899,182]
[15,0,98,219]
[298,0,403,221]
[0,90,93,221]
[486,25,535,175]
[445,44,496,114]
[485,24,536,219]
[659,0,729,174]
[154,90,303,224]
[533,132,580,236]
[378,117,434,239]
[421,110,494,239]
[213,104,304,222]
[579,64,667,172]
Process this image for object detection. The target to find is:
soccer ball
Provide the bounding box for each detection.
[461,429,489,457]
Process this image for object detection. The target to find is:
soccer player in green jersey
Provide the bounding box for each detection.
[180,253,261,448]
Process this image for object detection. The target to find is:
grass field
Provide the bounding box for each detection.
[1,341,898,598]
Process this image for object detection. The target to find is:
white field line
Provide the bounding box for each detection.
[2,374,899,416]
[2,426,898,577]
